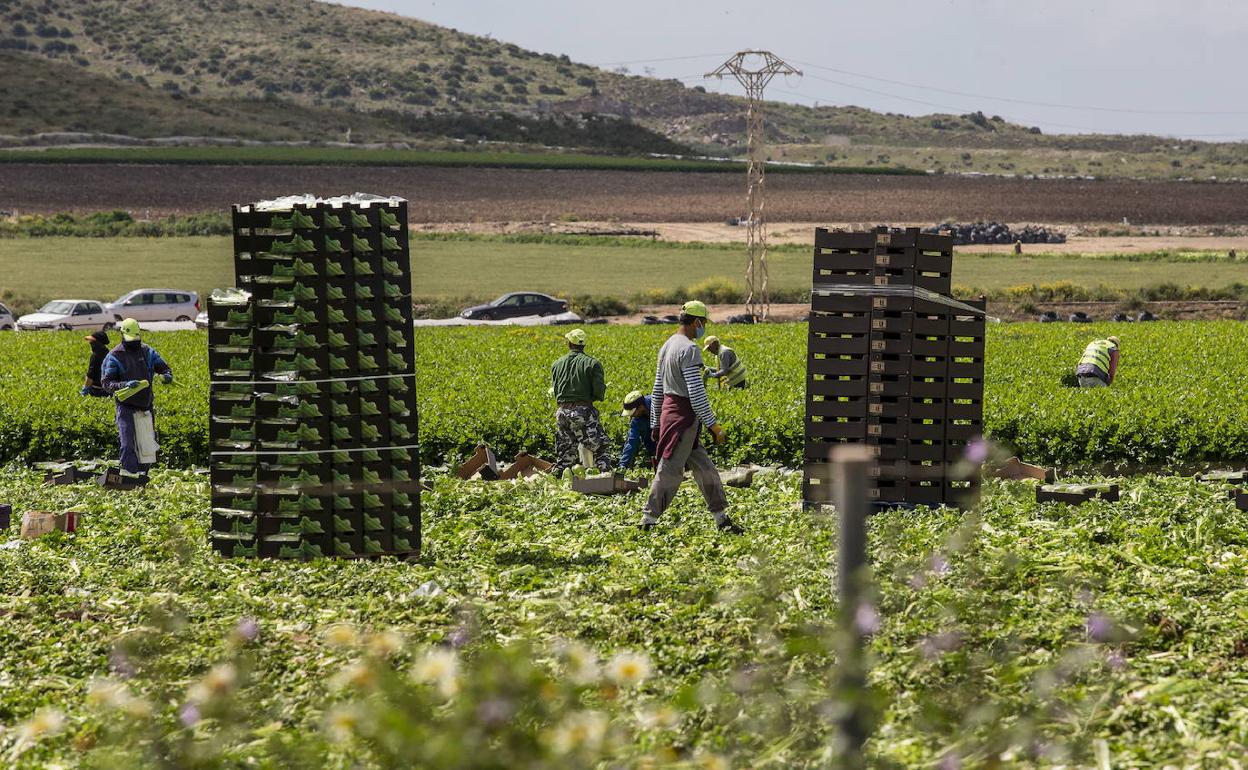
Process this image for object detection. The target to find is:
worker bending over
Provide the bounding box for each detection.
[703,335,747,389]
[550,328,615,475]
[640,301,743,534]
[1075,335,1120,388]
[81,330,112,397]
[100,318,173,481]
[618,390,656,470]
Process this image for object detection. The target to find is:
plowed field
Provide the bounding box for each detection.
[3,163,1248,224]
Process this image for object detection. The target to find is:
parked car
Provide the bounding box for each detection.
[0,302,14,331]
[16,299,112,331]
[195,311,209,329]
[106,288,200,322]
[460,292,568,321]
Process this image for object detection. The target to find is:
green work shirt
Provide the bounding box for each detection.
[551,351,606,403]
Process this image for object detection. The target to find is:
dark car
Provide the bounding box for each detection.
[460,292,568,321]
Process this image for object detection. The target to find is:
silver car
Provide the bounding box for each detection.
[107,288,200,322]
[17,299,113,331]
[0,302,13,330]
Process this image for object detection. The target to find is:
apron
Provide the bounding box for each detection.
[133,410,159,465]
[656,395,698,460]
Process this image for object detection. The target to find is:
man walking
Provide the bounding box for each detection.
[1075,335,1120,388]
[618,390,656,470]
[640,301,743,534]
[101,318,173,481]
[550,328,614,475]
[703,335,747,389]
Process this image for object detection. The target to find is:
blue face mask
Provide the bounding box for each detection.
[694,323,706,339]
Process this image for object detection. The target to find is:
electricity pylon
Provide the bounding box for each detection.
[707,51,800,321]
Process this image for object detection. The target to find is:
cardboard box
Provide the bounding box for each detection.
[572,472,645,496]
[21,510,80,538]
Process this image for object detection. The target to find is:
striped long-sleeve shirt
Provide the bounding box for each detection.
[650,333,716,429]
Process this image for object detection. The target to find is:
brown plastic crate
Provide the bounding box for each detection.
[809,373,869,397]
[869,330,911,354]
[870,311,915,333]
[809,352,870,377]
[807,395,870,419]
[808,416,869,440]
[809,333,871,356]
[810,312,871,334]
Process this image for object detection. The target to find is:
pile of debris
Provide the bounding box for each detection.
[924,222,1066,245]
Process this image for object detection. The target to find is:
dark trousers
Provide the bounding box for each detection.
[115,404,151,475]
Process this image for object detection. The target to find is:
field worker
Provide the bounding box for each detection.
[101,318,173,481]
[640,301,743,534]
[618,390,657,470]
[703,335,747,389]
[549,328,614,475]
[1075,335,1120,388]
[80,330,112,397]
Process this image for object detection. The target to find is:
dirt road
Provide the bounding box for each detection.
[5,164,1248,225]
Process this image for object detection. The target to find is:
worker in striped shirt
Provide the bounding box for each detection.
[639,300,744,534]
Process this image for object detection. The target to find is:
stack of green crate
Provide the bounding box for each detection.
[208,195,419,559]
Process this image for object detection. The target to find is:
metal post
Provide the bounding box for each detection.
[831,443,874,768]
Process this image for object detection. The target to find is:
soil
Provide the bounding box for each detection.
[414,220,1248,253]
[5,164,1248,225]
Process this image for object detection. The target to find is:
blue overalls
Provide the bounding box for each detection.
[100,341,171,474]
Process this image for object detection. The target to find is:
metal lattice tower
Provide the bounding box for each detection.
[707,51,800,321]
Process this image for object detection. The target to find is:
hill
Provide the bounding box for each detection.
[2,0,1248,178]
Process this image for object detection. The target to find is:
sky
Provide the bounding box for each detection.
[337,0,1248,140]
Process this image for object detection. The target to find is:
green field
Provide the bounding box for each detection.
[3,322,1247,471]
[5,321,1248,766]
[3,237,1246,317]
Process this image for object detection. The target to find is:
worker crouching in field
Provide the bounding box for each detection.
[550,328,615,475]
[640,301,743,534]
[81,330,112,397]
[1075,335,1120,388]
[100,318,173,482]
[618,390,656,470]
[703,335,747,389]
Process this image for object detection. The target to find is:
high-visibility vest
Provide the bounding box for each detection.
[718,346,748,387]
[1079,339,1115,376]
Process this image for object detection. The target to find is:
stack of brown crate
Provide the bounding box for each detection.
[804,227,985,508]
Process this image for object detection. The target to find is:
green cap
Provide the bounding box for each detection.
[564,328,587,346]
[119,317,141,341]
[682,300,709,319]
[622,389,646,416]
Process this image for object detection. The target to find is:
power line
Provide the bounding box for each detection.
[789,58,1248,117]
[592,52,732,67]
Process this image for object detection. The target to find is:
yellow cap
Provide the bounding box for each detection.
[703,335,719,350]
[1107,335,1120,346]
[564,328,587,346]
[621,389,646,416]
[682,300,709,319]
[119,317,141,341]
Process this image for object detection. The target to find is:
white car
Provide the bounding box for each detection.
[17,299,113,331]
[195,311,209,329]
[0,302,14,330]
[107,288,200,322]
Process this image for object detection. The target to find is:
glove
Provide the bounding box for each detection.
[125,380,141,389]
[709,424,726,445]
[79,386,91,396]
[163,373,173,384]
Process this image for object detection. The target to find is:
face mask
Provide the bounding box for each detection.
[694,323,706,339]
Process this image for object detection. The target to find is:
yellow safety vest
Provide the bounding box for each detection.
[718,346,748,387]
[1078,339,1115,376]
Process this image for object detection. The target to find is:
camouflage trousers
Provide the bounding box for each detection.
[552,404,615,473]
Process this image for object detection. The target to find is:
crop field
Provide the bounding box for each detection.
[5,321,1248,766]
[4,236,1248,319]
[2,322,1247,473]
[5,163,1248,223]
